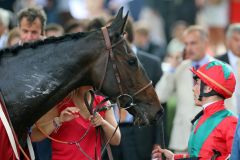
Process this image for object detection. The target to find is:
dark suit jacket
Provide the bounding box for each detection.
[137,50,163,87]
[215,53,230,64]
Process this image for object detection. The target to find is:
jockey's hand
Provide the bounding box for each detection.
[59,107,80,123]
[89,112,106,127]
[152,145,174,160]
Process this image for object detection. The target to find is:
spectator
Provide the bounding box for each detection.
[216,23,240,114]
[134,22,165,60]
[0,8,11,49]
[7,27,20,47]
[86,17,106,31]
[17,7,47,43]
[45,23,64,37]
[198,0,229,54]
[64,19,88,34]
[163,21,187,72]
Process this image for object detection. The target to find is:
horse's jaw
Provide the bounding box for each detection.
[127,103,164,126]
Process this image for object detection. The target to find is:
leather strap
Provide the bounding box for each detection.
[101,27,124,94]
[27,135,35,160]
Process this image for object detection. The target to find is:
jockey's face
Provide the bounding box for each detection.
[193,78,202,106]
[19,17,43,43]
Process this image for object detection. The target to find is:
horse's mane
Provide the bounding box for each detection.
[0,31,93,56]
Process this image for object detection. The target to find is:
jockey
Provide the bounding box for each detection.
[152,60,238,160]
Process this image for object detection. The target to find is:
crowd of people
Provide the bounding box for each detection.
[0,0,240,159]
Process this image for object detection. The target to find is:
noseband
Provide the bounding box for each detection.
[99,27,152,104]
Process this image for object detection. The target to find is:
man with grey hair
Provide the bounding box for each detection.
[0,8,11,49]
[216,23,240,114]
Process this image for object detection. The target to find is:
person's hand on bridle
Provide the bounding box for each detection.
[89,112,106,127]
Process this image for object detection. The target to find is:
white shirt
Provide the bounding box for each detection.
[202,101,218,110]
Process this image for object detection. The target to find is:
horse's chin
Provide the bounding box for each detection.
[130,105,164,126]
[127,107,151,126]
[133,115,150,126]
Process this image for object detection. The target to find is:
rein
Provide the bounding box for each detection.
[35,123,93,160]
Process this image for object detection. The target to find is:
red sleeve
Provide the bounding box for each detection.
[223,116,238,152]
[174,153,190,159]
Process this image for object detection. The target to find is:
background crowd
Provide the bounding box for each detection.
[1,0,240,159]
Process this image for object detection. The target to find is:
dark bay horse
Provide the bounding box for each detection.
[0,8,163,143]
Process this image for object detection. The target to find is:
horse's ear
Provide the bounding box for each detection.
[109,7,128,36]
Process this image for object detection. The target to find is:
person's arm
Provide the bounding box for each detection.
[155,72,176,103]
[31,107,59,142]
[31,106,80,142]
[89,108,121,145]
[225,117,238,153]
[151,145,191,160]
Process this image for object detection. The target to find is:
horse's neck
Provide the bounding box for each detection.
[2,36,103,138]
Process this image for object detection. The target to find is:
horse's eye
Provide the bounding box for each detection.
[128,58,137,66]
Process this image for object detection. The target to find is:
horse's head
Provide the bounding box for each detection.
[92,8,163,125]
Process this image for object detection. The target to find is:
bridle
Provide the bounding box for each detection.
[99,26,152,104]
[92,26,154,159]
